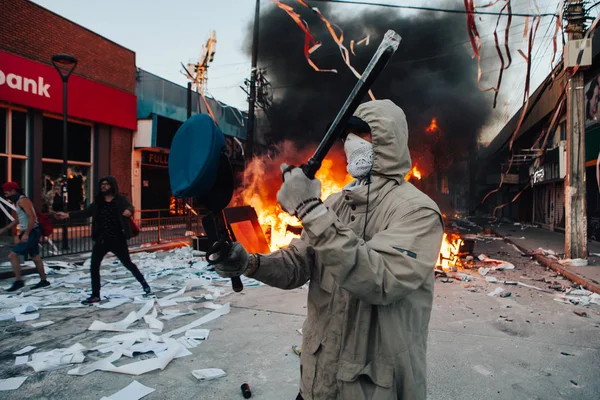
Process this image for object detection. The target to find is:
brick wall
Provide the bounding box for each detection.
[0,0,136,94]
[109,127,133,202]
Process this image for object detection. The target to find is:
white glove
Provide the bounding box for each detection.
[212,242,249,278]
[277,164,326,221]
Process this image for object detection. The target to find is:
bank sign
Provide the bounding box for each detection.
[0,50,136,130]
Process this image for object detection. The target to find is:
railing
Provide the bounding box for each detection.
[38,209,206,258]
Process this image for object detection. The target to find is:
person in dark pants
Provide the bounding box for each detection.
[57,176,151,304]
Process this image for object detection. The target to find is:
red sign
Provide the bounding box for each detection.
[0,50,136,130]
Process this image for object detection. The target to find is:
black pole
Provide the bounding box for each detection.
[187,82,192,119]
[61,79,69,250]
[246,0,260,160]
[51,54,77,251]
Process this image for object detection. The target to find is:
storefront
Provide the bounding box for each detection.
[531,143,566,231]
[133,69,246,214]
[1,0,137,224]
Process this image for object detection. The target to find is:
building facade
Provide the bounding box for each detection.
[476,35,600,240]
[0,0,136,221]
[133,69,246,215]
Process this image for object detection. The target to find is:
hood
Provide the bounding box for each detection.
[353,99,411,183]
[98,176,119,197]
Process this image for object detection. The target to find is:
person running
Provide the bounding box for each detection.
[1,182,49,292]
[56,176,150,304]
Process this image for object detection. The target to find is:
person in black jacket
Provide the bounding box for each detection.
[57,176,151,304]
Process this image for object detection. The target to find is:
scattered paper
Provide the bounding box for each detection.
[297,328,303,335]
[143,307,164,332]
[185,329,209,340]
[162,303,230,338]
[488,287,505,297]
[558,258,588,267]
[477,254,515,270]
[11,305,38,314]
[517,282,551,293]
[96,298,131,309]
[100,380,156,400]
[486,277,498,283]
[27,343,87,372]
[590,293,600,306]
[30,320,54,328]
[16,312,40,322]
[0,377,28,391]
[14,345,36,355]
[192,368,226,381]
[89,300,154,332]
[15,355,29,365]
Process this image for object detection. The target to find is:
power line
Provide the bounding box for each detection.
[309,0,559,17]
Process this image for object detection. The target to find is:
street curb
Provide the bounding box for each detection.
[496,232,600,296]
[0,240,189,281]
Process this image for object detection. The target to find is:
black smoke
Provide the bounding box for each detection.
[244,1,493,173]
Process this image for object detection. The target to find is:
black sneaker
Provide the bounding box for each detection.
[31,280,50,290]
[6,280,24,292]
[143,285,152,295]
[81,296,101,305]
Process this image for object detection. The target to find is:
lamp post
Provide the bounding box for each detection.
[51,54,77,251]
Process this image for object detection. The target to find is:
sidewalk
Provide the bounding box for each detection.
[491,221,600,295]
[0,238,190,280]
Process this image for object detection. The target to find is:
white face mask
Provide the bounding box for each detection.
[344,133,374,179]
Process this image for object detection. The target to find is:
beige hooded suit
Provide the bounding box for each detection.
[251,99,443,399]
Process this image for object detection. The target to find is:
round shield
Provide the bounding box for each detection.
[169,114,234,211]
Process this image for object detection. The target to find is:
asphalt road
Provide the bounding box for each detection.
[0,235,599,399]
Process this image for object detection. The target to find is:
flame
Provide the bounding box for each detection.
[437,233,464,271]
[234,141,351,251]
[425,118,439,133]
[169,196,176,215]
[405,165,422,181]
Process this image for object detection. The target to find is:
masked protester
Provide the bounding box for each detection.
[213,100,443,400]
[1,182,49,292]
[56,176,151,304]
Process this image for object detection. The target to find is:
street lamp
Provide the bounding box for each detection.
[51,54,77,251]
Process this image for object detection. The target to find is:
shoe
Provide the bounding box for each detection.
[143,285,152,295]
[31,280,50,290]
[81,296,101,305]
[6,280,24,292]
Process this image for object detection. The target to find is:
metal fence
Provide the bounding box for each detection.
[38,209,206,258]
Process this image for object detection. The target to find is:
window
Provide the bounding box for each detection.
[41,116,93,212]
[560,121,567,141]
[0,107,28,187]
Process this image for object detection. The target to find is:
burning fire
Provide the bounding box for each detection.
[437,233,464,270]
[234,142,352,251]
[405,165,422,181]
[426,118,439,133]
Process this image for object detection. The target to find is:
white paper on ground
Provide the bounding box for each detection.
[0,312,14,321]
[0,376,28,391]
[162,303,230,338]
[517,281,550,292]
[89,300,154,332]
[11,304,38,314]
[14,345,36,355]
[96,298,130,309]
[486,277,498,283]
[185,329,209,340]
[143,307,164,332]
[100,380,156,400]
[69,338,183,376]
[488,287,505,297]
[16,313,40,322]
[297,328,303,335]
[191,368,226,381]
[41,304,85,309]
[157,299,178,307]
[590,293,600,305]
[177,337,199,349]
[28,351,85,372]
[199,302,222,310]
[173,297,195,303]
[15,355,29,365]
[30,320,54,328]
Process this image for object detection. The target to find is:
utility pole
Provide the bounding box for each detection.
[246,0,260,160]
[564,0,587,259]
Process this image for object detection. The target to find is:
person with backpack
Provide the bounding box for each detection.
[56,176,151,304]
[1,182,49,292]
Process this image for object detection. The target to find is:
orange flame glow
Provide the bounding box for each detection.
[437,233,464,270]
[233,142,352,251]
[425,118,439,133]
[405,165,422,181]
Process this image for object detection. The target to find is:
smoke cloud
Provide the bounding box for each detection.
[244,1,494,176]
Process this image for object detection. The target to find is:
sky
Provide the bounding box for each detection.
[31,0,571,144]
